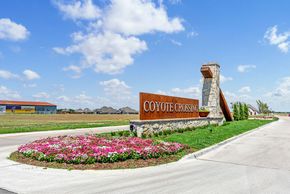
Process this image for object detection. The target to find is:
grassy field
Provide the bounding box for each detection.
[0,114,138,134]
[154,119,275,150]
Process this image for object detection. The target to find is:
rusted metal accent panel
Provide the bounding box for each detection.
[220,89,233,121]
[139,92,199,120]
[200,66,213,78]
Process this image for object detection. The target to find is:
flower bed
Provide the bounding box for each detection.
[17,135,185,164]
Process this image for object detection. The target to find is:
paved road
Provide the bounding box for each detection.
[0,125,129,147]
[1,117,290,193]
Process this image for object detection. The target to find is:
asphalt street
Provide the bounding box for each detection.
[1,117,290,194]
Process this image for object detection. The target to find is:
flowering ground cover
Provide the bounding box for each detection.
[16,135,186,165]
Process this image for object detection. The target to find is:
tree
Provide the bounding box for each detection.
[238,102,244,120]
[233,103,239,121]
[256,100,270,115]
[244,104,249,120]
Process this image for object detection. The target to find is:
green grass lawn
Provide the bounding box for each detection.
[0,120,130,134]
[0,114,138,134]
[154,119,276,151]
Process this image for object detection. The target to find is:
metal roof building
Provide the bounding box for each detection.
[0,100,57,114]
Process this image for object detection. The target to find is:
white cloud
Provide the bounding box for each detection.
[0,18,29,41]
[74,92,94,103]
[53,0,101,20]
[169,0,182,4]
[0,69,41,81]
[187,31,198,38]
[63,65,82,73]
[238,86,251,93]
[55,93,111,109]
[223,90,252,105]
[263,77,290,111]
[237,65,256,73]
[23,69,40,80]
[264,25,290,53]
[63,65,82,78]
[0,85,21,99]
[57,95,70,102]
[266,77,290,97]
[53,47,68,55]
[23,83,37,88]
[0,69,19,79]
[57,32,147,74]
[223,91,236,99]
[33,92,50,99]
[54,0,184,75]
[156,85,201,99]
[103,0,184,36]
[156,90,167,95]
[277,41,289,53]
[100,78,131,100]
[170,39,182,46]
[220,74,233,83]
[171,86,200,96]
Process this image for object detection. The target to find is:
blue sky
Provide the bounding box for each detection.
[0,0,290,111]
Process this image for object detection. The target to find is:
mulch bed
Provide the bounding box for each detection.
[10,148,194,170]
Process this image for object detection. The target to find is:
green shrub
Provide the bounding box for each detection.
[118,131,124,136]
[233,103,240,121]
[123,131,130,137]
[244,104,249,120]
[129,131,137,137]
[141,133,147,139]
[239,102,245,120]
[111,131,116,136]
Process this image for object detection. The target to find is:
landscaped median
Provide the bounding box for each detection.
[10,118,277,170]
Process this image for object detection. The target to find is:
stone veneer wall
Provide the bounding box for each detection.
[202,63,223,118]
[130,117,224,137]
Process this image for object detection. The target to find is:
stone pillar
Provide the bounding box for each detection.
[201,63,222,118]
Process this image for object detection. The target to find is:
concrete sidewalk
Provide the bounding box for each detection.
[1,117,290,194]
[0,125,129,147]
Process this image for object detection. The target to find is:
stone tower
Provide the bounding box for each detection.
[201,62,223,118]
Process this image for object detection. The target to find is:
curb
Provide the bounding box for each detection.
[180,119,279,161]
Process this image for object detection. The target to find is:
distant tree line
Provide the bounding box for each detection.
[233,102,249,121]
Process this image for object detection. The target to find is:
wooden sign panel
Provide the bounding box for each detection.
[139,92,199,120]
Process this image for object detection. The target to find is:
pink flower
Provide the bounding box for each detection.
[18,135,185,164]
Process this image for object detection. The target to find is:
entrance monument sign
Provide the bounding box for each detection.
[140,92,199,120]
[130,62,232,137]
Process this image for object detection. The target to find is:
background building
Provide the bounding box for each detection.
[248,104,260,116]
[0,100,57,114]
